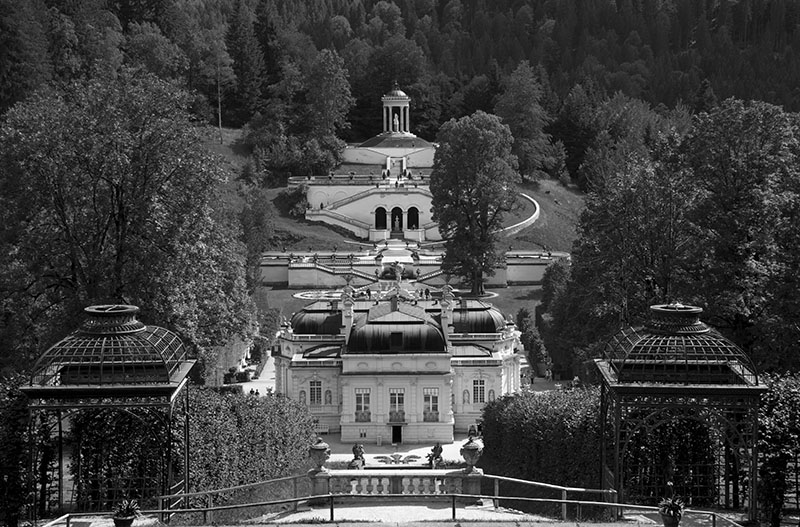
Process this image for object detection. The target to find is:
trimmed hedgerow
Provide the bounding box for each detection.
[479,387,602,517]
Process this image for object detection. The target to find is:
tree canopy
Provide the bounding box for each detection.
[539,97,800,377]
[430,111,519,295]
[0,68,252,377]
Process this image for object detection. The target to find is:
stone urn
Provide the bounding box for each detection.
[309,437,331,473]
[460,436,483,474]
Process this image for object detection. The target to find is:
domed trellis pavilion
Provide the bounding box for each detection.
[20,305,195,518]
[595,303,766,521]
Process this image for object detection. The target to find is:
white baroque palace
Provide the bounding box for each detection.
[273,282,527,444]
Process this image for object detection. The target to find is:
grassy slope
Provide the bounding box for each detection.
[207,128,584,253]
[207,129,584,317]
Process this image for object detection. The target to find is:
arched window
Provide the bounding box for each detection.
[407,207,419,230]
[375,207,387,230]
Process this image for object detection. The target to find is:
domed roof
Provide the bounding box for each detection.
[347,300,445,354]
[451,300,507,333]
[29,305,188,387]
[383,82,408,98]
[386,87,407,97]
[603,304,758,385]
[290,302,343,335]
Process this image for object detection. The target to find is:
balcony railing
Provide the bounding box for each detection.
[355,410,371,422]
[423,410,439,422]
[388,410,405,423]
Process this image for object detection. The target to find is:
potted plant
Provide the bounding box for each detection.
[658,482,684,527]
[113,499,141,527]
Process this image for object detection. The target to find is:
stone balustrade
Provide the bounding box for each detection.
[307,438,484,505]
[309,468,481,504]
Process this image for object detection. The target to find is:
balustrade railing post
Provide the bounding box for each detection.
[452,494,456,520]
[494,479,499,510]
[712,512,716,527]
[611,490,619,520]
[561,489,567,520]
[329,495,334,522]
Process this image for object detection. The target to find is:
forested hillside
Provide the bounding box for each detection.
[2,0,799,374]
[3,0,799,139]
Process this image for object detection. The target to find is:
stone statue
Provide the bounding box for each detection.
[393,216,400,231]
[427,442,444,469]
[348,443,366,469]
[393,114,399,132]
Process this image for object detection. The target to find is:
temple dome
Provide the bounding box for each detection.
[603,303,758,385]
[385,87,408,97]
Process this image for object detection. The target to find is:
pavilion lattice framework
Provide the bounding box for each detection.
[21,305,195,518]
[595,304,766,522]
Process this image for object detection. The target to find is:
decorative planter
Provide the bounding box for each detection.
[460,437,483,474]
[113,517,135,527]
[660,514,681,527]
[309,438,331,473]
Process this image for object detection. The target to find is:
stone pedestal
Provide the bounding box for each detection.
[461,469,484,505]
[307,469,331,506]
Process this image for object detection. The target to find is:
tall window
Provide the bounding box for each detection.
[389,388,404,412]
[355,388,370,412]
[473,379,485,404]
[423,388,439,412]
[309,380,322,405]
[423,387,439,422]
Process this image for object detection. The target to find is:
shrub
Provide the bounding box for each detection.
[759,373,800,527]
[480,387,602,517]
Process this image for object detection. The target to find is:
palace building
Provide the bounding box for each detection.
[273,282,527,444]
[271,85,539,443]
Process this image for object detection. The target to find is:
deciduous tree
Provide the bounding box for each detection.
[0,68,252,378]
[430,111,519,295]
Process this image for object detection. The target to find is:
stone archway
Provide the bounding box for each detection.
[391,207,403,233]
[407,207,419,230]
[375,207,387,230]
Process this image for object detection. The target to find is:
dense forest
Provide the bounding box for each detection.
[3,0,800,134]
[2,0,800,372]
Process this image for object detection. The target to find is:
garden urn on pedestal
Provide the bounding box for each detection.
[459,437,484,505]
[308,437,331,506]
[460,436,483,474]
[309,437,331,474]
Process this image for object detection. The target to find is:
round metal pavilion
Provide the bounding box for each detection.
[21,305,195,517]
[595,303,766,521]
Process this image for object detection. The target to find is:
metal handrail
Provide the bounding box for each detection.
[41,492,747,527]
